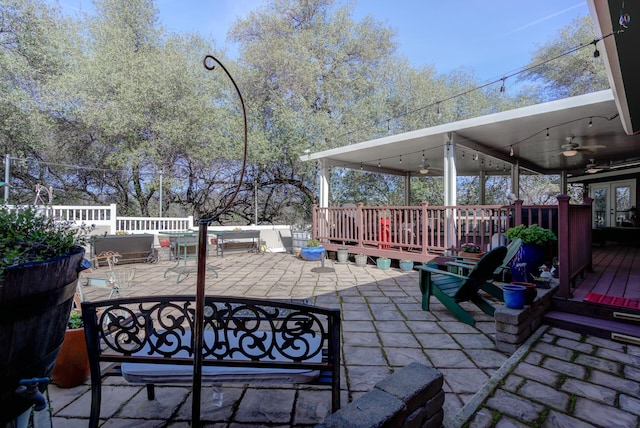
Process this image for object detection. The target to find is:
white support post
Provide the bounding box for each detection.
[444,133,457,253]
[511,161,520,200]
[404,172,411,206]
[318,160,329,208]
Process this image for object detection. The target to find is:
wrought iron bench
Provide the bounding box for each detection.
[81,295,341,427]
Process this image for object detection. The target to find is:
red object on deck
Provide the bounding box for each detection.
[378,218,390,249]
[584,292,640,310]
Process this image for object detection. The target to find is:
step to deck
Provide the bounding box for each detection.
[544,311,640,345]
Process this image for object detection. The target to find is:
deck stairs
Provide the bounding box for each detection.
[544,297,640,346]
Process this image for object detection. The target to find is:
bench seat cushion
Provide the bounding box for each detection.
[121,329,322,384]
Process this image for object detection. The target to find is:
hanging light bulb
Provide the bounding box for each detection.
[510,145,514,157]
[588,117,593,128]
[360,162,363,170]
[592,40,600,58]
[499,77,506,95]
[546,128,550,139]
[378,159,381,168]
[399,155,402,164]
[473,152,478,161]
[437,102,442,118]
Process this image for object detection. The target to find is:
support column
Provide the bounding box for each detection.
[318,160,329,208]
[404,172,411,206]
[444,133,457,252]
[479,170,486,204]
[511,161,520,200]
[560,170,568,195]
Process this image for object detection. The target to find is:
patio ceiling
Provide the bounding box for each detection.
[305,90,639,178]
[304,1,640,180]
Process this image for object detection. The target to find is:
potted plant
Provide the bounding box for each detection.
[505,224,557,282]
[300,239,325,261]
[51,310,90,388]
[399,259,414,272]
[459,242,484,259]
[336,247,349,263]
[0,206,91,423]
[355,253,367,267]
[376,256,391,270]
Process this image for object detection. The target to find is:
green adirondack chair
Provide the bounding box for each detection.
[416,246,508,325]
[446,238,523,301]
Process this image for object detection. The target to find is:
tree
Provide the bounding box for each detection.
[517,16,609,101]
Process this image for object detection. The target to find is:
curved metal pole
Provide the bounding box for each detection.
[193,55,248,426]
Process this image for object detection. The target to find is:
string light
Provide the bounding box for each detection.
[399,155,402,164]
[592,40,600,59]
[546,128,550,139]
[588,117,593,128]
[437,102,441,118]
[328,30,621,144]
[509,145,514,157]
[473,152,478,161]
[378,159,381,168]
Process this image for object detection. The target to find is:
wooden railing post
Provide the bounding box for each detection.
[421,201,429,255]
[514,199,523,227]
[357,203,364,248]
[556,194,571,299]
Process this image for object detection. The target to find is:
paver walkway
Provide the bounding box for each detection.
[43,252,640,427]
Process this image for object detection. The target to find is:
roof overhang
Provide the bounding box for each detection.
[303,90,635,178]
[588,0,639,135]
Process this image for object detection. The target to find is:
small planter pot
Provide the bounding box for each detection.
[399,260,414,272]
[336,247,349,263]
[511,282,537,305]
[52,327,90,388]
[376,258,391,270]
[300,246,325,261]
[502,284,526,309]
[355,254,367,267]
[459,251,485,259]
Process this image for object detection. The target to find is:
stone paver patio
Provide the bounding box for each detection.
[45,252,640,427]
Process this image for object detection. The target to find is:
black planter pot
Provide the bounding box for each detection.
[0,247,85,424]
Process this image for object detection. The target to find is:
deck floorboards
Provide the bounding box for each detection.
[572,243,640,301]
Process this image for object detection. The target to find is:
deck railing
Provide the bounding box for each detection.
[313,197,590,297]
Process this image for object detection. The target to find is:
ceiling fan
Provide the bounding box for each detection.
[417,159,442,174]
[585,159,610,174]
[558,137,606,157]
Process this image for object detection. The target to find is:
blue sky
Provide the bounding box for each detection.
[57,0,589,82]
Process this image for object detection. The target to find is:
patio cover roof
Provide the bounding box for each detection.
[304,90,637,178]
[303,0,640,180]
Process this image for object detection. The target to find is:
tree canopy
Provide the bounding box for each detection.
[0,0,608,220]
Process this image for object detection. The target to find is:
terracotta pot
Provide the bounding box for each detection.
[511,282,537,305]
[459,251,485,259]
[52,327,90,388]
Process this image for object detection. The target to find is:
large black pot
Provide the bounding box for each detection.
[0,247,85,424]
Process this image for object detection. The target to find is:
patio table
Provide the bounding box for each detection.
[163,232,218,283]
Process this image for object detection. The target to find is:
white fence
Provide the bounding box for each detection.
[10,204,194,235]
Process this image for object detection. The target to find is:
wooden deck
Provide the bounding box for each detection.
[571,243,640,301]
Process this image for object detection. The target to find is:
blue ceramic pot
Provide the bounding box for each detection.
[399,260,414,272]
[502,284,526,309]
[376,258,391,270]
[300,246,325,261]
[510,243,544,282]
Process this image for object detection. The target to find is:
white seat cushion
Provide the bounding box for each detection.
[121,329,322,384]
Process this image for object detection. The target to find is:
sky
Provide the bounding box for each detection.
[56,0,590,83]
